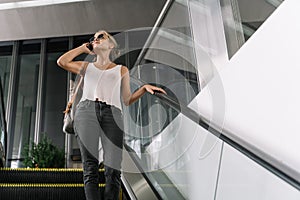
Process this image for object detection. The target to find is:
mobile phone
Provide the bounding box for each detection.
[87,43,93,51]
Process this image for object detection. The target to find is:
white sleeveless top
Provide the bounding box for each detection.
[80,63,122,110]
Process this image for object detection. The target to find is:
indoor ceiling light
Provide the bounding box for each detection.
[0,0,90,11]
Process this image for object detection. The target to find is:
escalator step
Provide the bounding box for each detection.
[0,168,128,200]
[0,185,87,200]
[0,168,104,183]
[0,184,124,200]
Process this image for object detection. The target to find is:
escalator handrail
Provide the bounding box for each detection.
[152,92,300,191]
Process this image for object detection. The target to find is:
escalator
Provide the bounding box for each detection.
[0,89,298,200]
[0,0,300,199]
[118,0,300,199]
[121,91,300,199]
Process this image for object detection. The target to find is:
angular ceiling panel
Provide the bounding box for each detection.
[0,0,166,41]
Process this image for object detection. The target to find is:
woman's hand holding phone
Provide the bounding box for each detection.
[81,43,94,55]
[87,43,93,51]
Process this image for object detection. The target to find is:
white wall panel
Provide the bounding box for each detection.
[216,144,300,200]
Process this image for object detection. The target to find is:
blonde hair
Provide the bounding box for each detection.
[97,30,120,61]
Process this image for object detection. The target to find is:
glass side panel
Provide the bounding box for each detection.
[125,0,200,140]
[123,0,289,199]
[123,90,223,199]
[124,0,200,155]
[123,0,211,199]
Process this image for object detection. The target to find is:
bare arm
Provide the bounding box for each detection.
[121,66,166,106]
[57,43,91,74]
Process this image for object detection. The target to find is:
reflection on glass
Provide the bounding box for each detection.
[220,0,285,58]
[0,56,11,108]
[42,52,67,148]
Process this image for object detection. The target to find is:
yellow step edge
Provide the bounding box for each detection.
[0,183,105,187]
[0,168,104,172]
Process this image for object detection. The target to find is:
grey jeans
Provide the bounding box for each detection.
[74,100,124,200]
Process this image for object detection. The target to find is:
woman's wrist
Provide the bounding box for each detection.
[141,84,147,92]
[79,44,89,54]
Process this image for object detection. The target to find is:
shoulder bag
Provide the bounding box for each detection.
[63,75,83,134]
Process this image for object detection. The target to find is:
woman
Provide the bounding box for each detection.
[57,30,166,200]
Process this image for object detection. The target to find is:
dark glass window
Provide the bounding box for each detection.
[10,40,41,167]
[39,37,68,148]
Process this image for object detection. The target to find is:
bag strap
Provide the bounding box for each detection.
[63,75,83,114]
[63,63,88,114]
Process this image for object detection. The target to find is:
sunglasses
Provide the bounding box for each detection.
[89,33,109,43]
